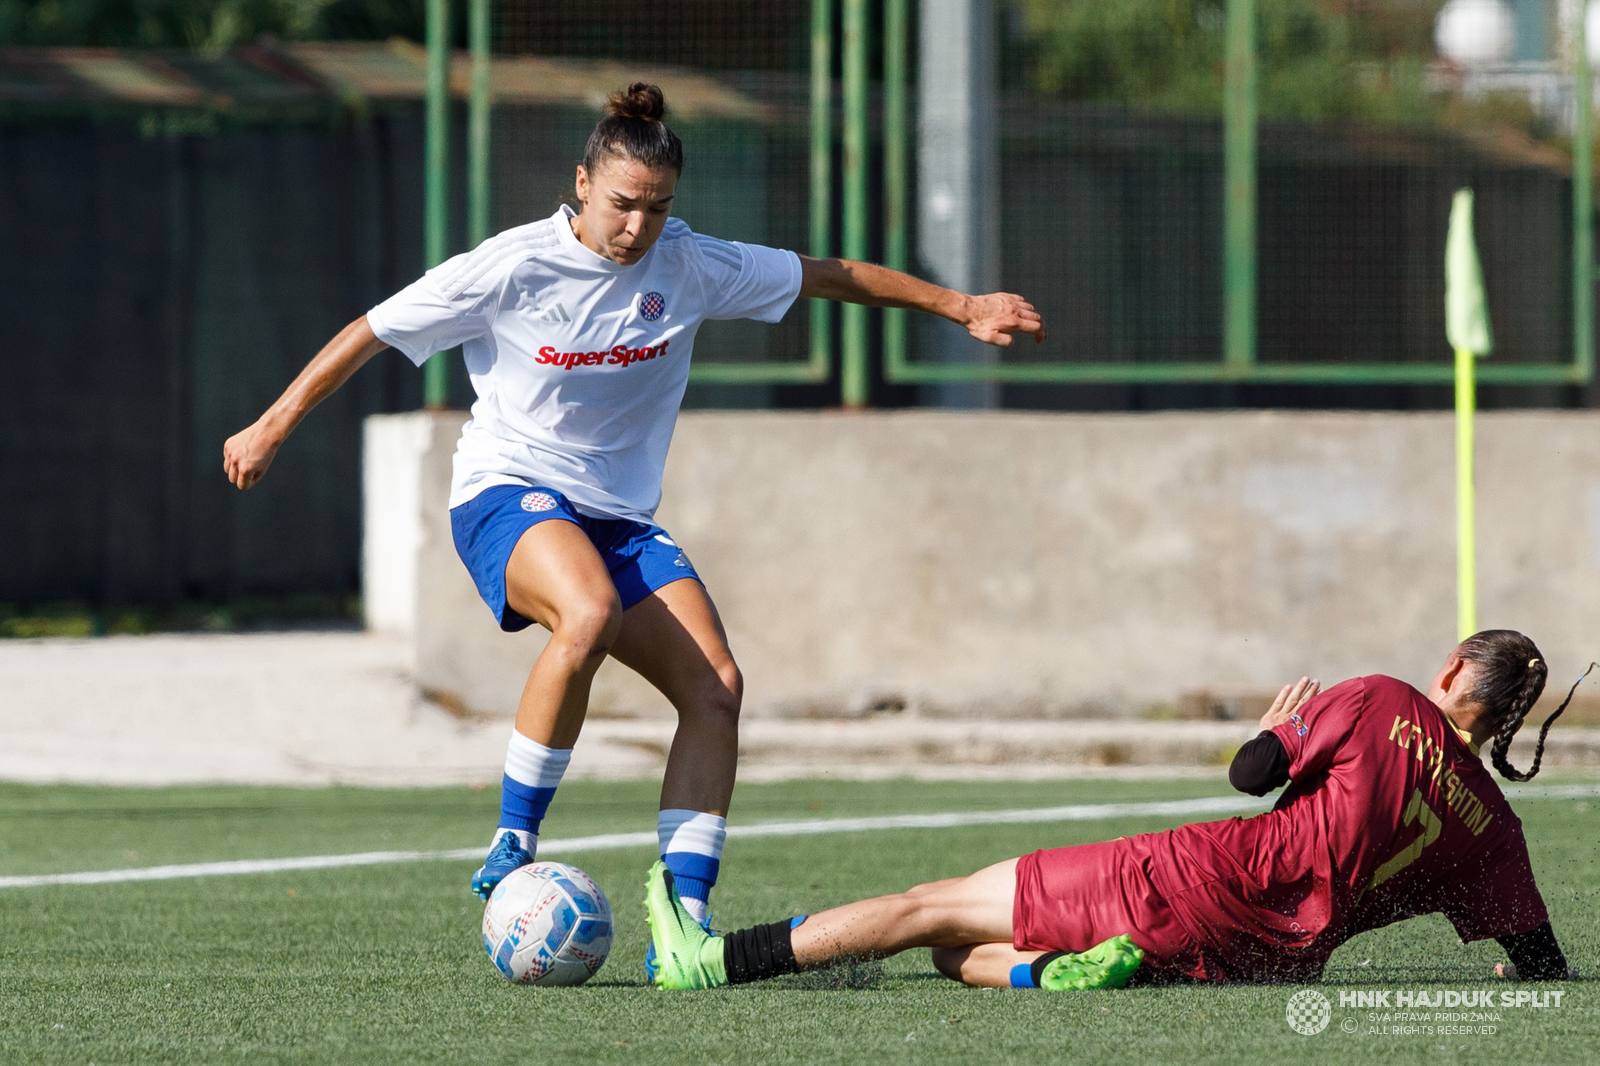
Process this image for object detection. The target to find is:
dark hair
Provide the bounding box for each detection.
[581,82,684,175]
[1456,629,1594,781]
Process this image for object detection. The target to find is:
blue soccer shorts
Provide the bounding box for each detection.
[449,484,702,633]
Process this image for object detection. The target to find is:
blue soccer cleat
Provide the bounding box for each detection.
[471,832,533,900]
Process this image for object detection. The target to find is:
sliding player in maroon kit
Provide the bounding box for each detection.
[645,630,1583,990]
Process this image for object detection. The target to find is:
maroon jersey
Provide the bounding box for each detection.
[1127,675,1548,980]
[1014,676,1550,980]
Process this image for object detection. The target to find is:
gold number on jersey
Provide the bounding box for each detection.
[1367,788,1444,892]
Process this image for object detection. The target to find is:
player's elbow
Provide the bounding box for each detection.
[1227,764,1276,797]
[797,256,854,302]
[1228,733,1290,796]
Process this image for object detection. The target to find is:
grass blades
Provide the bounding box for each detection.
[1,777,1595,1065]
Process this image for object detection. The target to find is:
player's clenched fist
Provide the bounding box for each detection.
[223,422,281,490]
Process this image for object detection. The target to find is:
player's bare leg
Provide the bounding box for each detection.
[786,862,1140,989]
[469,520,621,899]
[503,520,623,747]
[611,578,740,971]
[646,857,1143,990]
[641,859,1012,990]
[643,860,1014,989]
[788,860,1018,965]
[931,942,1048,987]
[609,577,741,817]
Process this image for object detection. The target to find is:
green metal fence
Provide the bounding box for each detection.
[424,0,1596,404]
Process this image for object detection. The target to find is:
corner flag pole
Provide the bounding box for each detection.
[1445,189,1494,641]
[1454,343,1476,640]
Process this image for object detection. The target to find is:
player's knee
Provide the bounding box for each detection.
[900,886,977,945]
[929,946,968,983]
[554,597,622,662]
[890,890,947,939]
[676,656,740,731]
[695,667,742,736]
[715,659,744,707]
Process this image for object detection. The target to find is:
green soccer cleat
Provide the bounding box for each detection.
[1037,934,1144,991]
[643,860,729,990]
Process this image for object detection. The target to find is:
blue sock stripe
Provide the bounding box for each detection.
[672,875,714,903]
[1009,963,1037,989]
[500,778,559,804]
[789,915,809,929]
[661,852,720,885]
[498,776,558,832]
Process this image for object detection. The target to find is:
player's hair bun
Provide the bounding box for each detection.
[583,82,684,174]
[607,82,667,122]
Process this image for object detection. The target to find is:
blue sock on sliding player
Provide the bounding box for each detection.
[493,732,572,855]
[657,809,726,925]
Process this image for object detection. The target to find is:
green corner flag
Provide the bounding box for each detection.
[1446,189,1493,641]
[1447,189,1494,357]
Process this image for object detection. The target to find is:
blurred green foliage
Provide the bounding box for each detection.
[0,0,423,48]
[1015,0,1452,122]
[0,0,1549,137]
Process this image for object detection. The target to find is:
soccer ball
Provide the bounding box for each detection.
[482,862,613,985]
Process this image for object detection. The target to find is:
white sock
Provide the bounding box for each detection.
[658,808,727,925]
[490,827,534,853]
[491,732,572,857]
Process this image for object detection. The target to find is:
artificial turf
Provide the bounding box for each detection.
[0,776,1595,1065]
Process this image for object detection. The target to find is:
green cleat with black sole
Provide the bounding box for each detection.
[1038,934,1144,991]
[643,860,729,990]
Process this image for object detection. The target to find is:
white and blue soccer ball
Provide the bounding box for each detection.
[482,862,613,985]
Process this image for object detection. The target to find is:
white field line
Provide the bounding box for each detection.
[1,782,1592,891]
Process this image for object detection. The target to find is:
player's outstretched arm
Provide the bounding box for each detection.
[223,316,390,490]
[798,255,1046,347]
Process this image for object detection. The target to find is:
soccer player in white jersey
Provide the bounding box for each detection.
[223,83,1045,950]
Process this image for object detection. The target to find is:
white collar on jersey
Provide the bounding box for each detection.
[555,203,656,272]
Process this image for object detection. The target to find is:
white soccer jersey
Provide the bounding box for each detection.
[366,205,803,519]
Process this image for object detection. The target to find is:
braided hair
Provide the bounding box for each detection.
[1456,630,1595,781]
[582,82,684,175]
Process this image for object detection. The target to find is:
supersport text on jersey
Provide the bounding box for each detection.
[366,205,802,520]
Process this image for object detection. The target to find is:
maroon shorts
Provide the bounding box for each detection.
[1013,839,1212,981]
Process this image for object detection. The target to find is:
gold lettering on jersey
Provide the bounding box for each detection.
[1368,787,1444,891]
[1386,715,1496,837]
[1396,718,1449,784]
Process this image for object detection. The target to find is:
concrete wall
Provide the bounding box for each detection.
[362,415,434,637]
[366,410,1600,721]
